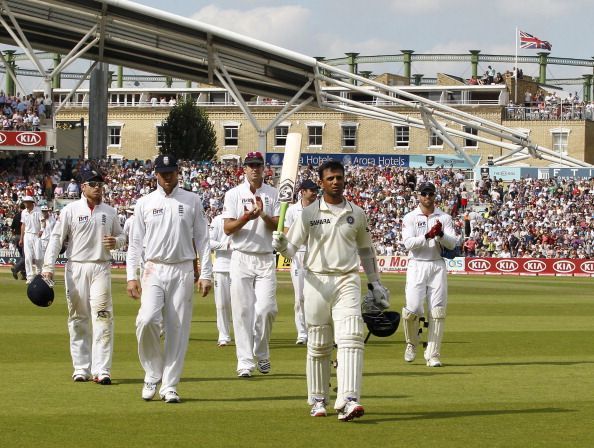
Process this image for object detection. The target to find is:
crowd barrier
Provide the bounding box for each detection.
[2,251,592,277]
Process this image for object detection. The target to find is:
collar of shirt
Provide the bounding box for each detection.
[319,198,353,216]
[156,183,180,197]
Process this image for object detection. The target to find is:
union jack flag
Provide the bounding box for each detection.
[519,30,552,51]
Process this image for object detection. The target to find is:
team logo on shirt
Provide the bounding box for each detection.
[417,221,426,228]
[152,208,164,216]
[101,214,106,225]
[346,216,354,225]
[178,205,184,216]
[78,215,89,223]
[310,218,331,226]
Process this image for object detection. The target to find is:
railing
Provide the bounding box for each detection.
[504,104,593,121]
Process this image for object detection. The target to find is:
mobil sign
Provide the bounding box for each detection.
[0,131,46,147]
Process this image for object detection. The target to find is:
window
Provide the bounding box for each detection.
[108,126,121,146]
[463,126,478,147]
[275,126,289,146]
[156,125,165,148]
[429,129,443,148]
[224,125,239,146]
[394,126,410,148]
[550,128,570,155]
[308,125,323,146]
[341,125,357,148]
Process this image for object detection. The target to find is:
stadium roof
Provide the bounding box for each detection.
[0,0,319,101]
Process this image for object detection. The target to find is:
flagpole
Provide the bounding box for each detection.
[514,27,518,105]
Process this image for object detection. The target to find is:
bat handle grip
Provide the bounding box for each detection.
[277,202,289,232]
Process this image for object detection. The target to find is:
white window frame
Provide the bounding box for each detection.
[222,121,241,147]
[341,122,359,148]
[306,121,325,148]
[274,122,291,147]
[393,125,410,150]
[155,122,165,149]
[107,122,124,147]
[550,127,570,156]
[463,124,478,148]
[428,127,444,150]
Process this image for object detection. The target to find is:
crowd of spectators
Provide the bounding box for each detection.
[1,156,592,260]
[0,92,51,131]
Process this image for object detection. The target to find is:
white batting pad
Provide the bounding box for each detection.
[425,306,446,360]
[402,307,420,346]
[306,324,333,404]
[335,316,364,410]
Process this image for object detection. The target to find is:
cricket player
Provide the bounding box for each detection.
[401,182,457,367]
[40,205,56,254]
[42,170,126,385]
[209,212,233,346]
[222,151,280,378]
[126,154,212,404]
[272,160,390,422]
[19,196,43,283]
[283,178,319,345]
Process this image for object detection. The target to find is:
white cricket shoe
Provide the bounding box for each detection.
[237,369,252,378]
[337,399,364,422]
[426,356,443,367]
[142,382,157,401]
[217,340,230,347]
[310,399,327,417]
[94,374,112,385]
[257,359,271,374]
[404,344,416,362]
[72,373,91,382]
[162,390,181,403]
[295,337,307,345]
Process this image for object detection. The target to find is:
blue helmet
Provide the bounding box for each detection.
[27,275,55,307]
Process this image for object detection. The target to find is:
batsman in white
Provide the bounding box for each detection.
[273,160,390,421]
[401,182,457,367]
[283,179,319,345]
[209,211,233,346]
[40,205,56,255]
[126,154,212,403]
[222,151,280,378]
[19,196,43,283]
[42,170,126,385]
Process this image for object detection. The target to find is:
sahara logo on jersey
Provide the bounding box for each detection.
[310,218,331,226]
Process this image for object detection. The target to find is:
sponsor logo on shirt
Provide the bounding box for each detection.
[152,208,164,216]
[178,205,184,216]
[416,221,426,228]
[78,215,89,223]
[346,216,354,225]
[310,218,331,226]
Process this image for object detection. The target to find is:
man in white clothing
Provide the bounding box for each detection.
[43,169,126,385]
[272,160,390,422]
[401,182,457,367]
[222,151,280,378]
[20,196,42,283]
[283,179,319,345]
[127,154,212,404]
[209,211,233,346]
[40,205,56,254]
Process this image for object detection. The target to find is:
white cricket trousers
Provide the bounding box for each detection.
[214,271,232,343]
[290,251,307,340]
[404,259,448,315]
[23,233,42,282]
[65,261,113,378]
[230,251,277,371]
[136,260,195,396]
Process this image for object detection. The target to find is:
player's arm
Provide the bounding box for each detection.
[357,216,390,309]
[192,196,213,297]
[42,207,70,279]
[273,209,306,257]
[110,211,127,249]
[221,191,257,235]
[126,202,145,299]
[209,218,228,251]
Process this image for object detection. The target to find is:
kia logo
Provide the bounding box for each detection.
[495,260,519,272]
[580,261,594,274]
[553,260,575,274]
[16,132,41,145]
[0,132,6,144]
[523,260,546,273]
[467,259,491,271]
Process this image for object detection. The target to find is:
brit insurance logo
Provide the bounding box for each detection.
[522,260,546,273]
[16,132,42,145]
[467,259,491,271]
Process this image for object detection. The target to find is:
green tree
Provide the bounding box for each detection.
[160,99,218,161]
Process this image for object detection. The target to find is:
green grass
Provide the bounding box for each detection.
[1,270,593,447]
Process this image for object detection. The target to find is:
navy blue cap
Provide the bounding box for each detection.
[418,182,436,194]
[79,169,104,184]
[299,179,319,190]
[154,154,178,173]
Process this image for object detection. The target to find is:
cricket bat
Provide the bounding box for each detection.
[276,132,302,232]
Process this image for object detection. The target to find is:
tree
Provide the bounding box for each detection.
[160,99,218,161]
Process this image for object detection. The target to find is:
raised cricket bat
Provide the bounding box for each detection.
[276,132,302,231]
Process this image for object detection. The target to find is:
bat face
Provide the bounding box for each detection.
[278,180,296,202]
[278,133,302,204]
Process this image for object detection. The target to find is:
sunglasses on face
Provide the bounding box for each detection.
[420,191,435,197]
[85,181,104,188]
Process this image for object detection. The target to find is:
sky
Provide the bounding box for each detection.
[3,0,594,92]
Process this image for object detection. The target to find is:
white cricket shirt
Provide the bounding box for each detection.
[401,206,457,261]
[286,198,373,275]
[209,213,231,273]
[21,207,42,234]
[221,180,280,254]
[284,200,307,252]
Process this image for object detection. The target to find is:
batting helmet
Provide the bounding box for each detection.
[362,311,401,338]
[27,275,55,307]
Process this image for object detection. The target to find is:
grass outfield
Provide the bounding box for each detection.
[1,270,593,448]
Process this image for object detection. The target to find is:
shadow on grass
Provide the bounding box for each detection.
[115,373,305,385]
[355,407,575,424]
[364,370,471,377]
[448,360,594,367]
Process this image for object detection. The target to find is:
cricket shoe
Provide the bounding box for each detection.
[94,374,112,385]
[142,382,158,401]
[237,369,252,378]
[217,339,231,347]
[72,373,91,382]
[162,391,181,403]
[337,398,364,422]
[310,399,327,417]
[11,265,18,280]
[426,356,443,367]
[257,359,271,374]
[295,337,307,345]
[404,344,416,362]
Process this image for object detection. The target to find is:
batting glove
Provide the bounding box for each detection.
[272,231,288,252]
[368,281,390,309]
